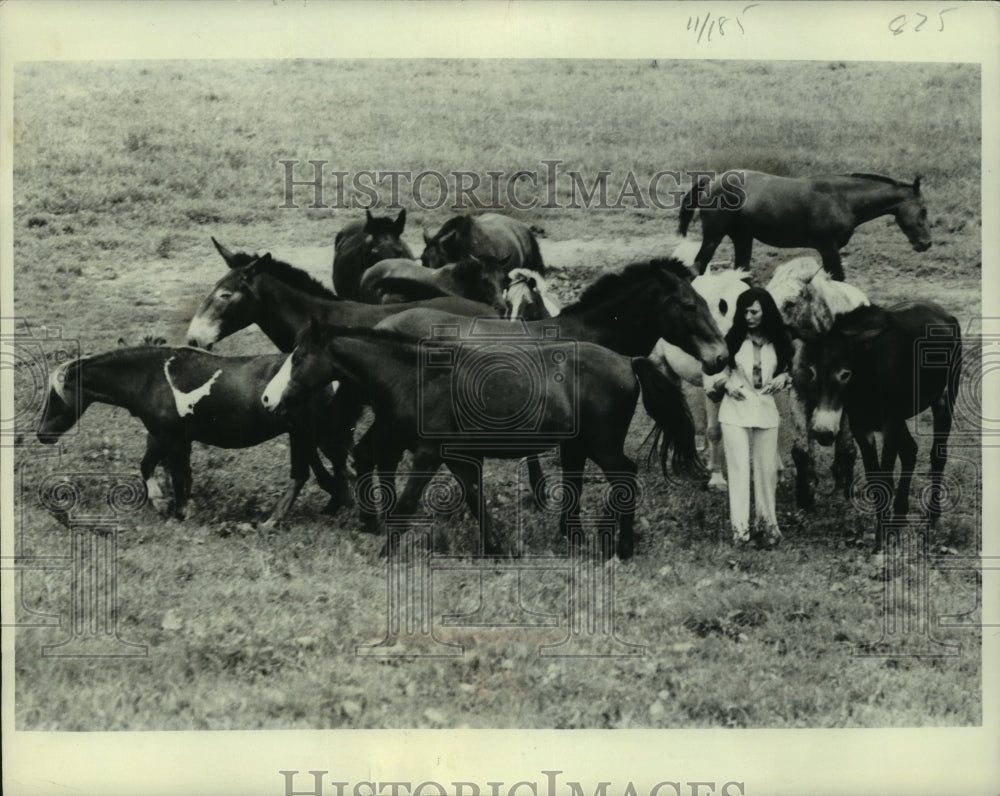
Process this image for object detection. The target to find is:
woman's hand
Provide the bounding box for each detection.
[761,372,792,395]
[725,383,747,401]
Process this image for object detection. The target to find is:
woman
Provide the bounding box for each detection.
[715,286,793,547]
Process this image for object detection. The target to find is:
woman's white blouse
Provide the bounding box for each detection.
[717,338,782,428]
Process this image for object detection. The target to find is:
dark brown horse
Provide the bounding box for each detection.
[421,213,545,275]
[37,346,350,526]
[262,322,700,559]
[679,171,931,280]
[358,255,510,315]
[187,249,498,352]
[331,209,413,299]
[800,301,961,547]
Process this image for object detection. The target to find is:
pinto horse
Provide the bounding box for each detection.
[766,257,871,510]
[262,322,700,559]
[358,254,510,315]
[331,209,413,299]
[504,268,562,321]
[679,171,931,280]
[37,346,350,526]
[800,301,961,548]
[421,213,545,275]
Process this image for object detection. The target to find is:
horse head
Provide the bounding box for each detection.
[893,176,932,252]
[650,259,729,375]
[187,252,272,349]
[421,215,474,269]
[504,268,561,321]
[37,358,88,443]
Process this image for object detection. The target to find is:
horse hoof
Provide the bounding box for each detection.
[707,474,728,492]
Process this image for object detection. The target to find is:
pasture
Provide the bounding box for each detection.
[11,59,983,730]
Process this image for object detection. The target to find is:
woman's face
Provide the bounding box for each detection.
[744,301,763,330]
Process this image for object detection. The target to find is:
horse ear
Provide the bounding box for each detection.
[423,228,433,245]
[527,276,537,290]
[308,315,324,340]
[117,337,127,347]
[393,208,406,235]
[211,237,240,268]
[913,175,922,194]
[840,310,890,346]
[364,209,375,229]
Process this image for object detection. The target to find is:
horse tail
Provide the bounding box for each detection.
[631,357,704,480]
[678,174,710,237]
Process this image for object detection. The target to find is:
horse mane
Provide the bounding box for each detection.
[846,173,911,188]
[562,258,690,315]
[255,257,340,301]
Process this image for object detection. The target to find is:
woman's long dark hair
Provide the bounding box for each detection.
[725,287,793,375]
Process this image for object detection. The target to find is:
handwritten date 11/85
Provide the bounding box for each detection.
[687,5,759,44]
[889,8,956,35]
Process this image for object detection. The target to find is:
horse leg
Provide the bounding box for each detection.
[523,454,547,511]
[831,413,857,499]
[140,434,169,515]
[558,443,587,539]
[889,420,918,521]
[819,246,845,282]
[318,389,362,515]
[593,451,639,560]
[445,456,501,555]
[731,230,753,272]
[852,427,884,549]
[789,392,816,511]
[164,441,193,521]
[927,388,954,527]
[261,433,311,529]
[693,225,724,274]
[351,423,381,533]
[701,397,726,490]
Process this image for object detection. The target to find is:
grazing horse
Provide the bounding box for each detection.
[421,213,545,275]
[766,257,870,510]
[800,302,960,548]
[37,346,349,526]
[332,209,413,299]
[358,254,510,315]
[649,264,753,489]
[187,250,499,352]
[504,268,562,321]
[678,170,932,280]
[262,322,700,559]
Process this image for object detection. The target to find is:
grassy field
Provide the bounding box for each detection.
[11,59,983,730]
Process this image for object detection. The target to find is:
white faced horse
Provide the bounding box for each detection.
[650,263,752,489]
[765,257,870,510]
[504,268,562,321]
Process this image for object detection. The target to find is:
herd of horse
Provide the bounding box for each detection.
[37,170,962,558]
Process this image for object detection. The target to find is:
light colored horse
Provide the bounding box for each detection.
[650,261,751,488]
[504,268,562,320]
[765,257,870,510]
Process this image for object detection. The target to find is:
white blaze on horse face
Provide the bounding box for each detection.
[48,360,73,403]
[812,405,843,440]
[186,314,221,348]
[262,354,294,411]
[163,357,223,417]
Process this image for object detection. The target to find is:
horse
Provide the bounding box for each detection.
[262,322,701,560]
[504,268,562,321]
[187,249,499,352]
[648,264,753,489]
[367,257,728,514]
[37,346,351,526]
[357,255,510,315]
[678,171,931,280]
[799,301,961,548]
[331,209,413,299]
[765,257,871,510]
[421,213,545,275]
